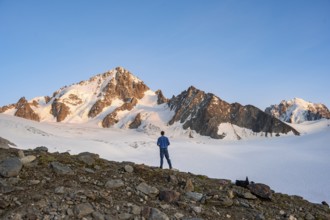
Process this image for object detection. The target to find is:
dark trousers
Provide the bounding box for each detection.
[159,148,172,169]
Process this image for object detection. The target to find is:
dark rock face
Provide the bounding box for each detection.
[51,98,70,122]
[88,99,112,118]
[14,97,40,122]
[168,86,299,139]
[230,103,299,136]
[129,113,142,129]
[155,90,169,104]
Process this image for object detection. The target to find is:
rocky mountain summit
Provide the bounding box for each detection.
[0,67,299,139]
[265,98,330,124]
[0,145,329,220]
[169,86,299,139]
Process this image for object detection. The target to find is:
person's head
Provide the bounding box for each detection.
[161,131,165,136]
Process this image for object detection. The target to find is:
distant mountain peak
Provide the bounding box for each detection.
[265,98,330,123]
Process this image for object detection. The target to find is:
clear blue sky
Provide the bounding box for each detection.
[1,0,329,110]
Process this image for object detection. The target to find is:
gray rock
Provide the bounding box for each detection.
[124,164,134,173]
[74,203,94,218]
[137,182,159,197]
[118,213,133,220]
[148,207,169,220]
[50,162,74,175]
[168,175,178,184]
[92,211,105,220]
[130,204,142,215]
[77,152,99,165]
[66,208,74,216]
[305,213,315,220]
[54,186,66,194]
[191,206,202,213]
[0,157,23,177]
[219,197,234,207]
[34,146,48,152]
[105,179,125,189]
[185,192,203,202]
[243,192,257,200]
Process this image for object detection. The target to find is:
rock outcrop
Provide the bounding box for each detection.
[0,147,329,219]
[51,98,70,122]
[14,97,40,122]
[168,86,299,139]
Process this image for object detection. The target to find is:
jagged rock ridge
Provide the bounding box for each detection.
[168,86,299,139]
[265,98,330,124]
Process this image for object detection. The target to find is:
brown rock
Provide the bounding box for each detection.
[129,113,142,129]
[14,97,40,122]
[51,98,70,122]
[248,183,272,200]
[159,190,180,203]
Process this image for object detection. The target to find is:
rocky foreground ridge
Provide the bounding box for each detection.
[0,67,299,140]
[0,144,329,220]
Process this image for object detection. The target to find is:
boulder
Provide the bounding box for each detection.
[0,157,23,177]
[185,192,203,202]
[137,182,159,197]
[159,190,181,203]
[142,207,169,220]
[50,161,74,175]
[248,183,272,200]
[77,152,99,166]
[105,179,125,189]
[124,164,134,173]
[34,146,48,152]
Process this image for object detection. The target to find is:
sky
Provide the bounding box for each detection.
[1,0,329,110]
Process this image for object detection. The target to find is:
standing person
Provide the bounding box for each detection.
[157,131,172,169]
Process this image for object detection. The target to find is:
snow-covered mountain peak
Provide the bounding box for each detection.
[265,98,330,124]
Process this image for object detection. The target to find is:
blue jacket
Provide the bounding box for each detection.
[157,136,170,148]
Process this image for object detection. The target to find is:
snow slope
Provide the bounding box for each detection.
[0,114,329,204]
